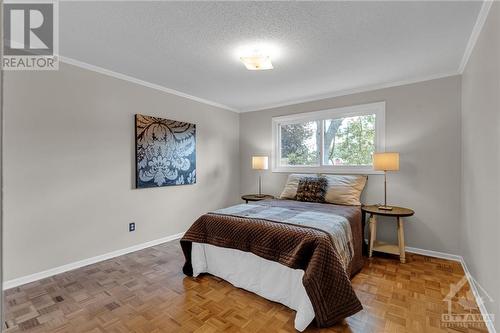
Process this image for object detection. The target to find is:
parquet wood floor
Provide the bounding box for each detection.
[4,240,488,333]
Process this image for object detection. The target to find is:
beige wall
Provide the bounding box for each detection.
[3,63,240,281]
[240,76,462,254]
[461,2,500,329]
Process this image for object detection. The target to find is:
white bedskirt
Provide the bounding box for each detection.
[191,242,315,331]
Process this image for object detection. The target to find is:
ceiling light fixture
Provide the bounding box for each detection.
[236,42,279,71]
[240,54,273,70]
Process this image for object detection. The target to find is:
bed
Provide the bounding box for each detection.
[180,198,365,331]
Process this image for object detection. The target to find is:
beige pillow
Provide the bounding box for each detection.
[280,174,318,199]
[322,174,367,206]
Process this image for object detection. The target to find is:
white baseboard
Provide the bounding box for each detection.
[364,243,495,332]
[405,246,462,262]
[405,246,495,333]
[361,237,463,262]
[459,257,497,333]
[3,232,185,290]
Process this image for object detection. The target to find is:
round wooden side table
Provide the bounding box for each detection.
[241,194,275,204]
[361,205,414,263]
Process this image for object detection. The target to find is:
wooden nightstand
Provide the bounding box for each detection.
[362,205,414,263]
[241,194,275,204]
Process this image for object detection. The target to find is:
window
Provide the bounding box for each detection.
[272,102,385,173]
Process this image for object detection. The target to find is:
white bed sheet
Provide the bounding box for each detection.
[191,242,315,331]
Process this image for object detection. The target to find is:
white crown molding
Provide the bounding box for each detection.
[59,56,238,113]
[3,232,185,290]
[60,56,462,114]
[239,71,459,113]
[61,55,460,114]
[458,0,494,74]
[58,1,487,114]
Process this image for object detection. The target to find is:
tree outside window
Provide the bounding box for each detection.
[280,115,375,167]
[273,102,385,173]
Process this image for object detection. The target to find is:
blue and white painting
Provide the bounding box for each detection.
[135,114,196,188]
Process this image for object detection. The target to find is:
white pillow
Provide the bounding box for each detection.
[280,174,318,199]
[321,174,367,206]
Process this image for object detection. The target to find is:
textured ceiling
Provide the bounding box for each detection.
[60,1,482,112]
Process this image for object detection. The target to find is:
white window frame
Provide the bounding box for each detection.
[271,101,386,174]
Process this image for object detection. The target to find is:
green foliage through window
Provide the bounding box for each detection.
[280,122,319,166]
[279,114,376,167]
[326,115,375,166]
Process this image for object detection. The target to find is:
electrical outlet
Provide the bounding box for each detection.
[129,222,136,232]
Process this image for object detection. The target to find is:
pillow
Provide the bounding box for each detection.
[280,174,317,199]
[296,177,328,203]
[321,174,367,206]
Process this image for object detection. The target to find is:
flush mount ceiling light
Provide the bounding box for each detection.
[236,42,280,71]
[240,55,273,70]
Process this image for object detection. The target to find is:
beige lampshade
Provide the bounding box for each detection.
[373,152,400,171]
[252,156,269,170]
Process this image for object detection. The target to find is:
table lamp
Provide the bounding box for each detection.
[252,156,269,197]
[373,152,399,210]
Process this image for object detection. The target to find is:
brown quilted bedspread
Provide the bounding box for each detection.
[180,199,364,327]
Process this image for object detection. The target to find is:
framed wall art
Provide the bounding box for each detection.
[135,114,196,188]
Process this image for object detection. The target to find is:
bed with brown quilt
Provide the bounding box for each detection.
[181,174,367,331]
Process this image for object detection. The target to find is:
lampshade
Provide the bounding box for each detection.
[252,156,269,170]
[373,152,399,171]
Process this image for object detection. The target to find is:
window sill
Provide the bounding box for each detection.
[271,166,384,175]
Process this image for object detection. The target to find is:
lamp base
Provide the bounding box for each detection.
[378,205,393,211]
[255,194,266,198]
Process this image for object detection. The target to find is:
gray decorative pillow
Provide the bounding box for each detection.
[296,177,328,203]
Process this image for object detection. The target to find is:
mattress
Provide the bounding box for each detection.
[191,242,315,331]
